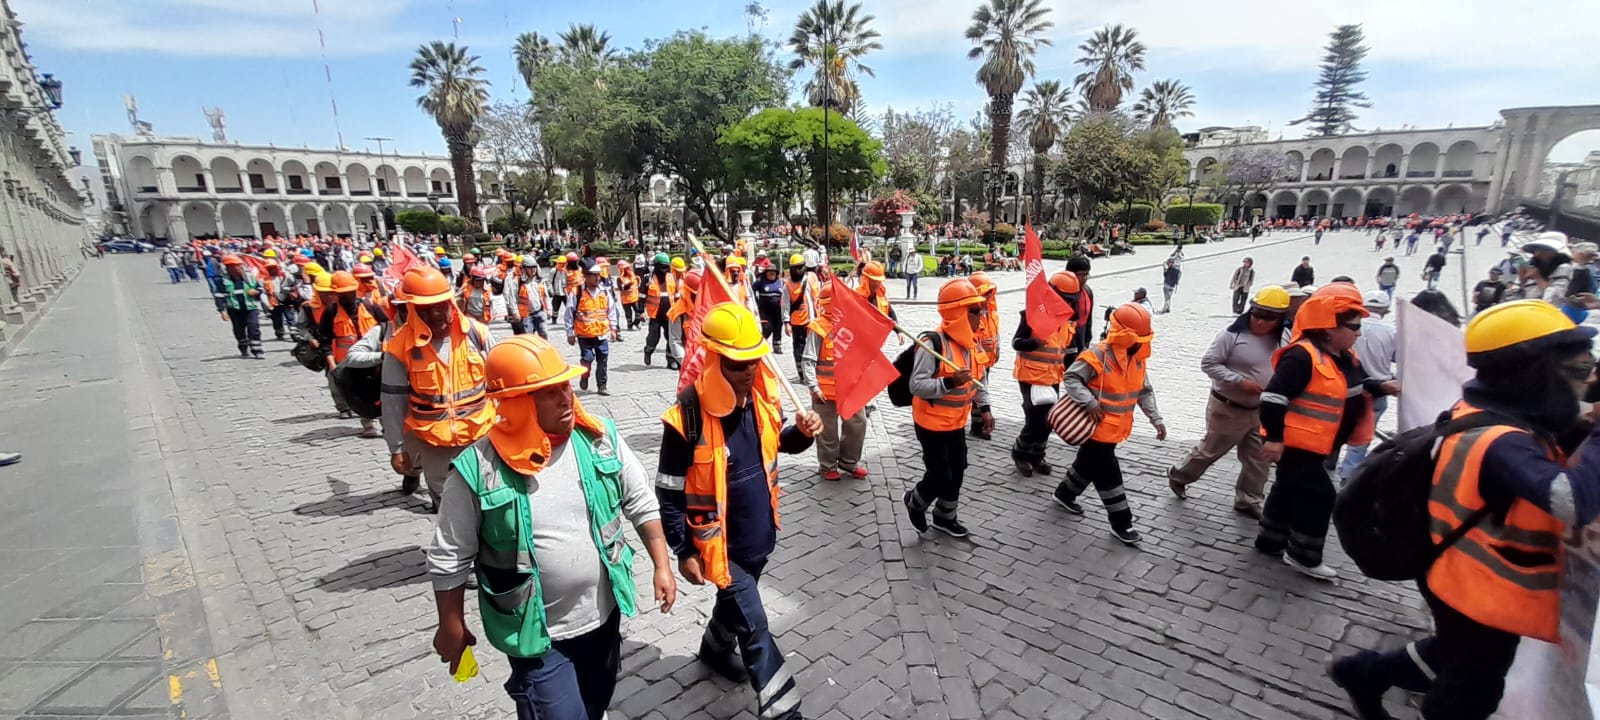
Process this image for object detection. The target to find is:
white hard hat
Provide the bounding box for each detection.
[802,248,821,268]
[1521,231,1569,254]
[1362,290,1391,311]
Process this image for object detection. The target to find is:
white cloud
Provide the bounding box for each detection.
[12,0,424,57]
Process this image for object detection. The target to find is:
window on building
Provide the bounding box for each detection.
[431,180,443,193]
[193,173,207,190]
[324,177,341,190]
[248,173,266,190]
[287,175,305,190]
[376,178,389,193]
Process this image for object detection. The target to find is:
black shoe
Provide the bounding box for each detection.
[1013,460,1034,477]
[903,490,928,533]
[1327,655,1394,720]
[580,376,590,391]
[1053,487,1084,515]
[931,515,969,538]
[1111,527,1142,546]
[400,475,420,495]
[644,350,653,366]
[252,352,265,359]
[1033,461,1053,476]
[667,359,680,370]
[697,642,748,683]
[239,350,250,358]
[598,386,610,396]
[275,334,287,341]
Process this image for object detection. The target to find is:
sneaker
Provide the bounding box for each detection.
[400,475,420,495]
[1327,655,1394,720]
[644,350,653,366]
[1013,460,1034,477]
[338,410,355,420]
[822,470,842,481]
[598,386,610,396]
[1111,527,1142,546]
[931,515,969,538]
[1052,487,1084,515]
[1283,553,1338,581]
[903,490,928,532]
[1033,461,1053,476]
[849,467,869,479]
[0,451,20,467]
[359,426,381,439]
[580,375,590,391]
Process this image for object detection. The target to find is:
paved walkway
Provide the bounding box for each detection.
[5,231,1511,719]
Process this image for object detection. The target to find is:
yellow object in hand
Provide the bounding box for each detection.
[453,646,479,683]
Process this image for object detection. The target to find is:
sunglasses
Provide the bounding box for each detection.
[1339,321,1363,331]
[1249,312,1280,322]
[1560,360,1597,383]
[720,358,759,373]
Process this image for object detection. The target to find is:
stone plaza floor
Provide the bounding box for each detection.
[0,228,1517,719]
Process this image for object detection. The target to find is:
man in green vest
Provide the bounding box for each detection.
[214,254,264,358]
[427,334,675,720]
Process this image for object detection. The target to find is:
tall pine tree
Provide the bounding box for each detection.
[1291,24,1372,136]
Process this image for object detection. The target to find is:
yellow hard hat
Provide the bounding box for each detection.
[728,256,747,267]
[788,253,805,267]
[1251,285,1291,312]
[701,303,769,361]
[484,335,586,398]
[313,273,334,293]
[304,262,326,277]
[262,249,277,259]
[358,254,373,264]
[1465,299,1596,367]
[670,257,687,272]
[434,246,446,255]
[372,247,384,257]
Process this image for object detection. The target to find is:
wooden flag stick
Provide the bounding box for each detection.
[888,320,988,393]
[687,238,809,414]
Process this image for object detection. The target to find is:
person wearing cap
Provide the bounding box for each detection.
[655,303,821,720]
[319,270,390,433]
[548,256,570,321]
[1229,258,1255,315]
[642,253,679,368]
[616,261,641,330]
[1291,256,1315,289]
[1328,300,1600,720]
[459,266,495,324]
[1011,272,1081,477]
[1337,290,1398,481]
[785,254,820,372]
[1256,284,1392,580]
[801,282,869,481]
[214,254,266,359]
[564,262,622,396]
[904,244,923,299]
[259,257,292,341]
[1519,232,1575,306]
[1375,257,1400,301]
[369,246,388,276]
[752,264,785,354]
[427,335,675,720]
[905,279,995,539]
[1064,255,1096,357]
[454,252,479,289]
[1167,286,1290,517]
[1471,267,1510,316]
[562,252,584,301]
[382,267,497,510]
[506,256,550,338]
[1051,302,1164,546]
[345,285,420,494]
[353,263,387,316]
[725,257,752,309]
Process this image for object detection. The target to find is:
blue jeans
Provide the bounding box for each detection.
[904,273,919,299]
[576,337,609,388]
[704,560,800,720]
[504,609,621,720]
[1339,395,1389,480]
[167,267,183,283]
[513,314,547,338]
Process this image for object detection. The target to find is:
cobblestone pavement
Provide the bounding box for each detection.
[20,230,1510,719]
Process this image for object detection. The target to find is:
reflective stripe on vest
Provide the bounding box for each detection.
[1013,320,1076,387]
[573,288,611,338]
[1080,346,1147,444]
[331,304,378,365]
[1426,405,1563,641]
[911,337,977,431]
[1278,340,1345,454]
[391,322,494,447]
[645,274,676,316]
[787,277,815,326]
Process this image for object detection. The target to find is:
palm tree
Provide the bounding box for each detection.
[558,23,616,68]
[787,1,883,111]
[1131,79,1195,130]
[410,41,491,223]
[513,31,553,90]
[966,0,1053,225]
[1016,79,1072,220]
[1073,24,1146,113]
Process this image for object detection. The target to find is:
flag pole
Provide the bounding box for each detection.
[887,320,988,393]
[688,238,809,413]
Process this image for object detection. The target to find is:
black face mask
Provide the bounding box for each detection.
[338,294,360,314]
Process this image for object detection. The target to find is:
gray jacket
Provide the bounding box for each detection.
[908,333,990,408]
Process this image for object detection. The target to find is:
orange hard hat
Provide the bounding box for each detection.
[566,252,580,262]
[863,261,886,281]
[352,263,375,278]
[682,268,703,293]
[470,266,490,279]
[400,266,454,304]
[329,271,359,293]
[462,253,477,262]
[1296,283,1370,331]
[484,335,586,398]
[1049,271,1081,294]
[264,259,281,269]
[936,278,983,321]
[1109,302,1154,339]
[969,271,996,295]
[220,254,243,266]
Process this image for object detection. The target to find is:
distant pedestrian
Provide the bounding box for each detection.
[1291,257,1315,288]
[903,247,922,299]
[1375,257,1400,300]
[160,250,183,283]
[1314,228,1324,245]
[1405,231,1421,256]
[1229,258,1255,315]
[1159,260,1180,314]
[1423,250,1447,290]
[1471,268,1509,315]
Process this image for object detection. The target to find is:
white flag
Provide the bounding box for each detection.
[1395,299,1474,432]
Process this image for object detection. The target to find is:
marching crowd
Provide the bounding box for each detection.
[169,217,1600,720]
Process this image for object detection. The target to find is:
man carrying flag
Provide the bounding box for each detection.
[1012,222,1079,475]
[802,277,898,481]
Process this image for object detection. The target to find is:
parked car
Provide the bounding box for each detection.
[98,239,154,254]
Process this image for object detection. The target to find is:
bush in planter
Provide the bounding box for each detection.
[1110,203,1157,226]
[808,223,853,249]
[1129,234,1172,246]
[1164,202,1224,228]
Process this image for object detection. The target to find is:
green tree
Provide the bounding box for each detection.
[966,0,1054,221]
[878,104,956,194]
[1053,116,1132,226]
[941,113,991,223]
[395,209,441,235]
[409,41,491,222]
[787,0,882,110]
[513,31,553,89]
[1072,24,1145,113]
[721,106,885,227]
[1291,24,1372,136]
[1016,79,1072,221]
[439,214,472,236]
[562,206,598,235]
[1131,79,1195,130]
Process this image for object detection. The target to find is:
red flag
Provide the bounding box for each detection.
[1022,221,1074,339]
[677,261,736,392]
[849,227,862,262]
[384,241,423,289]
[240,254,269,279]
[823,276,898,419]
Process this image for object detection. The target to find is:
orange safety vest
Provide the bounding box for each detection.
[787,276,817,326]
[1427,402,1564,641]
[976,303,999,370]
[359,282,388,317]
[515,276,544,317]
[459,285,492,323]
[572,287,612,338]
[261,275,279,309]
[811,325,841,402]
[660,385,782,589]
[911,334,978,431]
[619,273,640,304]
[1013,317,1076,386]
[1273,339,1346,455]
[330,303,378,365]
[1078,344,1147,445]
[384,319,494,448]
[645,274,677,317]
[564,268,582,295]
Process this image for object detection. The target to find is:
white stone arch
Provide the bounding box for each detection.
[484,204,507,221]
[1196,156,1221,183]
[257,203,289,238]
[210,156,243,193]
[1364,187,1396,217]
[345,163,373,196]
[1245,192,1268,217]
[244,158,277,192]
[324,205,354,236]
[1307,148,1336,182]
[1398,186,1433,215]
[1339,146,1369,180]
[313,161,342,195]
[1269,189,1299,219]
[1372,144,1404,179]
[1433,184,1474,214]
[429,167,453,196]
[170,155,206,192]
[1497,106,1600,208]
[182,201,219,238]
[1301,188,1331,217]
[289,203,320,235]
[479,169,502,198]
[438,204,460,217]
[1409,143,1440,178]
[1443,141,1478,178]
[127,156,159,192]
[1331,188,1364,218]
[650,177,672,203]
[403,166,428,197]
[281,160,312,195]
[138,202,170,239]
[351,203,381,233]
[219,201,253,236]
[1283,151,1304,181]
[375,164,401,197]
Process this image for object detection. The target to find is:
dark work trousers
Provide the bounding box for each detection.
[513,313,547,338]
[550,293,565,323]
[645,315,670,358]
[758,307,784,352]
[1057,440,1135,531]
[227,308,262,356]
[622,301,638,329]
[703,559,801,720]
[912,425,969,521]
[504,608,622,720]
[1231,288,1249,315]
[1256,447,1335,566]
[1342,583,1522,720]
[577,337,609,389]
[268,304,292,339]
[1012,381,1056,465]
[790,324,808,373]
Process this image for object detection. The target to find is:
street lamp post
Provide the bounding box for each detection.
[1184,178,1200,240]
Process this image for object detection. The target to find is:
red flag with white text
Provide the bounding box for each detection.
[1022,221,1074,339]
[824,276,898,419]
[384,241,424,291]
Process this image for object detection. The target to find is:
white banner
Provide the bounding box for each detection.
[1395,299,1474,432]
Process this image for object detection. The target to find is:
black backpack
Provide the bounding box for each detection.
[1333,410,1522,581]
[887,333,942,407]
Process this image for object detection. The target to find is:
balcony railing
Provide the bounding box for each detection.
[176,186,207,193]
[136,185,157,194]
[1442,169,1473,178]
[349,190,373,196]
[407,191,430,198]
[217,187,244,194]
[319,189,342,196]
[251,187,278,194]
[286,188,312,195]
[1339,173,1366,180]
[1406,170,1436,178]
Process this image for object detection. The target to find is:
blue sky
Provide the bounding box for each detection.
[17,0,1600,161]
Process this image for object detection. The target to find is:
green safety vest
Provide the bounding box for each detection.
[450,419,638,659]
[219,276,262,311]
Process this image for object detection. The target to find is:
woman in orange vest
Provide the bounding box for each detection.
[1329,300,1600,720]
[904,279,994,539]
[968,271,1000,439]
[1255,283,1377,580]
[318,271,390,435]
[643,255,679,368]
[1051,303,1165,546]
[617,260,642,330]
[1011,272,1079,476]
[352,263,387,317]
[458,266,495,324]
